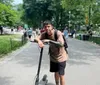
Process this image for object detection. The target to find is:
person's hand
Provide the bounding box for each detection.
[38,40,44,48]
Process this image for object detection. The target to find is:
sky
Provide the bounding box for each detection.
[13,0,23,4]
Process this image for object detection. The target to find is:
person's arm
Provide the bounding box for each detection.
[34,34,45,48]
[34,31,64,47]
[34,35,41,42]
[54,30,64,47]
[42,31,64,47]
[49,40,63,47]
[41,39,63,47]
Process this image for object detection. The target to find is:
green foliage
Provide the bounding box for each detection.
[13,4,25,26]
[23,0,100,29]
[23,0,54,28]
[76,35,100,45]
[92,12,100,24]
[0,3,19,26]
[0,34,27,58]
[61,0,99,28]
[61,0,81,10]
[89,36,100,45]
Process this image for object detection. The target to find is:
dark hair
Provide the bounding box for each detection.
[43,20,53,27]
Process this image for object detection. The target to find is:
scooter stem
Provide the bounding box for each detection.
[35,48,43,84]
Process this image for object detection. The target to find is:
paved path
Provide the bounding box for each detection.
[66,38,100,85]
[0,38,100,85]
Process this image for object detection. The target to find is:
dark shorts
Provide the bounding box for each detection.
[50,61,66,75]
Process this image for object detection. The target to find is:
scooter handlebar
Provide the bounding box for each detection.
[30,40,49,45]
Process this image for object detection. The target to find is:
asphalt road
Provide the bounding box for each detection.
[0,38,100,85]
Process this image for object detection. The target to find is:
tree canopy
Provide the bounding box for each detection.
[0,0,24,27]
[0,0,99,30]
[22,0,100,29]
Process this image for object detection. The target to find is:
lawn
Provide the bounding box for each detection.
[76,35,100,45]
[0,34,27,58]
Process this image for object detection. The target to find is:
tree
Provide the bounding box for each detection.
[22,0,99,31]
[61,0,98,27]
[0,3,19,26]
[23,0,54,28]
[13,4,25,26]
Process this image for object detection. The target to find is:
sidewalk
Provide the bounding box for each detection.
[66,38,100,85]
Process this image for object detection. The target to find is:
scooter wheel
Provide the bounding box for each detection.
[42,74,47,81]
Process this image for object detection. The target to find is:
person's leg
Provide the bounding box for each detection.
[58,61,66,85]
[59,74,65,85]
[50,61,59,85]
[54,72,60,85]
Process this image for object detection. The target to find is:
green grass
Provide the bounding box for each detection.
[89,36,100,45]
[0,34,27,58]
[76,35,100,45]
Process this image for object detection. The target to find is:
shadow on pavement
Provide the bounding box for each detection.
[0,77,13,85]
[11,43,50,67]
[67,38,100,66]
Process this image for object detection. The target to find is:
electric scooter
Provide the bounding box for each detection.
[35,47,48,85]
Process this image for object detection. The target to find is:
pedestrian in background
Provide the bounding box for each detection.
[27,28,33,40]
[0,25,3,35]
[63,26,69,41]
